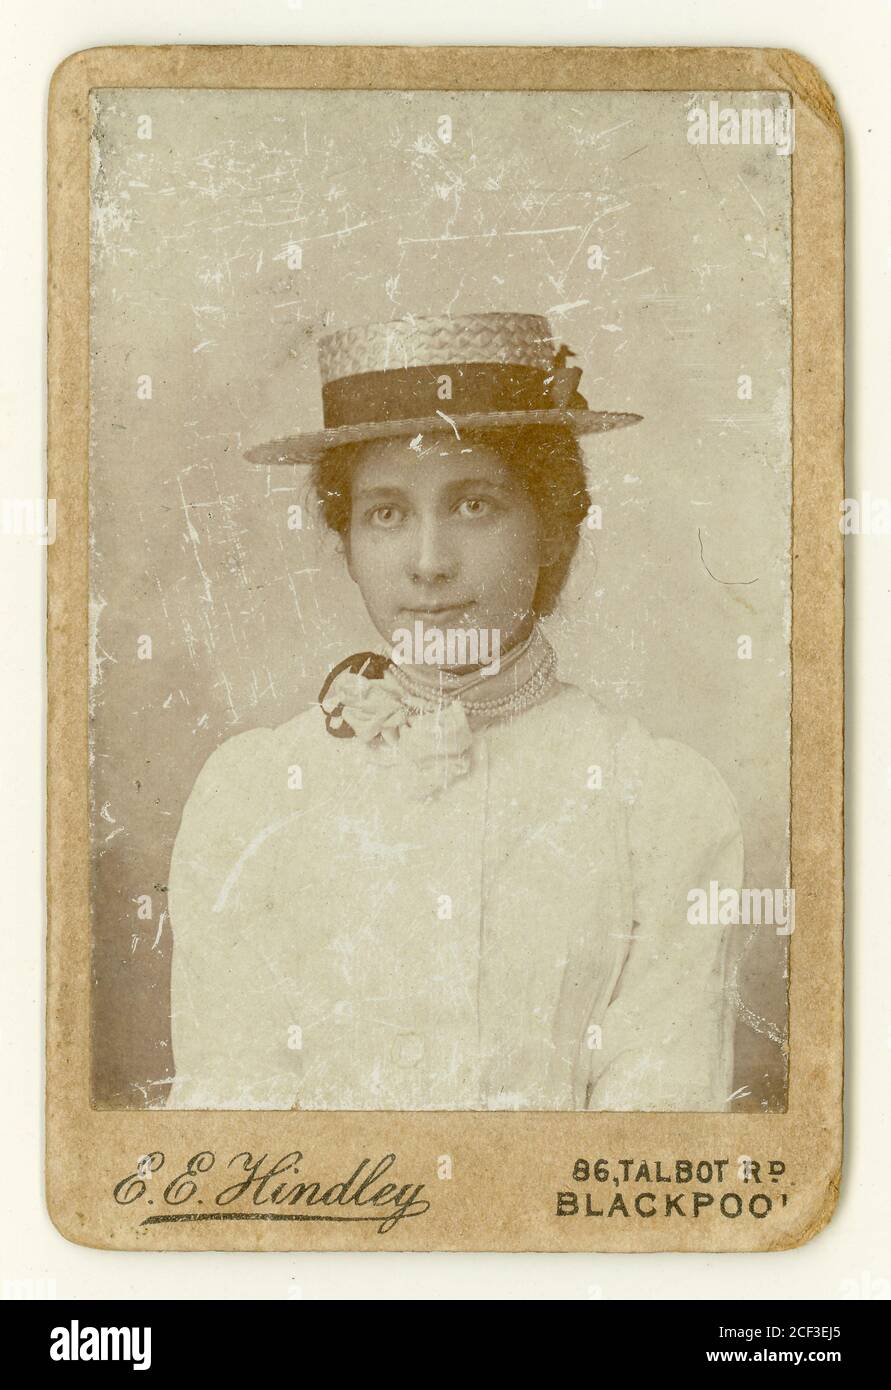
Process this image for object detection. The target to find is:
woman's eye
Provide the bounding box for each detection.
[456,497,492,519]
[368,505,404,528]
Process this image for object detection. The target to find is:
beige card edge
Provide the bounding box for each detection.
[46,44,844,1253]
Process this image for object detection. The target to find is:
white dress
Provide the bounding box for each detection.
[165,680,744,1111]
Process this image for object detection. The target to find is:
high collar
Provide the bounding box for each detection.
[386,625,557,715]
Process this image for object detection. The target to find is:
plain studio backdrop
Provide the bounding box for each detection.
[88,87,790,1109]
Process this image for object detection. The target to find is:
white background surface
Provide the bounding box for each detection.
[0,0,884,1301]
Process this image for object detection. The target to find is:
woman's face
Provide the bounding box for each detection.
[345,434,544,664]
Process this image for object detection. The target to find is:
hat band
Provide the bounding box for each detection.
[321,362,578,429]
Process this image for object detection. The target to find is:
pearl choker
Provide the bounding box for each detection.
[389,628,559,724]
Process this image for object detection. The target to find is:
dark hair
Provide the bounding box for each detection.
[310,424,592,617]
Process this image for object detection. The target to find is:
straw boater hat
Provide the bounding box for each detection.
[243,311,641,467]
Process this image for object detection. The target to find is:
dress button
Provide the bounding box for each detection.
[392,1032,424,1066]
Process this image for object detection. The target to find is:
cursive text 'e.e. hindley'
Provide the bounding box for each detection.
[113,1150,431,1235]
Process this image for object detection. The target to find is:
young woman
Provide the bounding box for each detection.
[166,313,743,1112]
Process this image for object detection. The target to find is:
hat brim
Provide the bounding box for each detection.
[243,408,642,467]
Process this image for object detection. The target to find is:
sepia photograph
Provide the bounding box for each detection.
[87,85,792,1114]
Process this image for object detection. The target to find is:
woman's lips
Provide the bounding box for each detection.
[400,605,475,623]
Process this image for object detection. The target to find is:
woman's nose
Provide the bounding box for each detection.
[407,516,458,584]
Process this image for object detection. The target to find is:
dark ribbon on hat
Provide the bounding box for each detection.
[321,346,588,429]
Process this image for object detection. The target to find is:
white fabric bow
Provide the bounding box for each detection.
[321,667,473,800]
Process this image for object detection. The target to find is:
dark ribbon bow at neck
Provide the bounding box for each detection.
[318,651,392,738]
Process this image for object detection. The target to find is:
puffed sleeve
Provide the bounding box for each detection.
[165,727,303,1110]
[586,723,745,1111]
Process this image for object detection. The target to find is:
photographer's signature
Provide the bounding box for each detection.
[113,1150,430,1235]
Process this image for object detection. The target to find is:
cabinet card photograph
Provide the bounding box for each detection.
[48,45,843,1251]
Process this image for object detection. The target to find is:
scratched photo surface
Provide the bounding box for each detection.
[89,88,791,1111]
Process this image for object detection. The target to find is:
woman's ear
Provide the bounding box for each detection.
[539,532,564,569]
[340,527,355,580]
